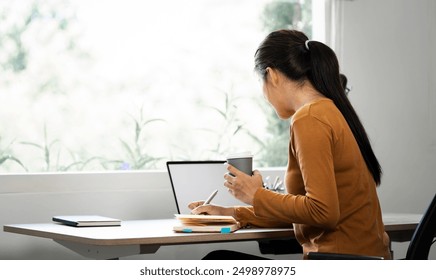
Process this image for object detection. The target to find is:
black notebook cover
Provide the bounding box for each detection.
[52,215,121,227]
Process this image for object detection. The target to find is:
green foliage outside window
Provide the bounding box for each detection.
[257,0,312,167]
[0,0,314,172]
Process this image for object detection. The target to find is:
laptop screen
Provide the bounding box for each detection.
[166,161,247,214]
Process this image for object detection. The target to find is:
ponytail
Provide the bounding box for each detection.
[305,41,382,185]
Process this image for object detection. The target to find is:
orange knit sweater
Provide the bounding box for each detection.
[234,98,391,259]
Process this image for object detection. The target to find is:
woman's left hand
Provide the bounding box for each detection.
[224,164,263,205]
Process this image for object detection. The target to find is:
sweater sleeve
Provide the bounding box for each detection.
[253,115,340,229]
[233,205,293,228]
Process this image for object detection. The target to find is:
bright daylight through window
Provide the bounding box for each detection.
[0,0,323,173]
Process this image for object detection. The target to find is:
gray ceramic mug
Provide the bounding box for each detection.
[227,152,253,176]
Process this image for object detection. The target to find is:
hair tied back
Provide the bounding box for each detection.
[304,40,311,51]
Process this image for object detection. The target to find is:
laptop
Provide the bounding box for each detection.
[166,161,247,214]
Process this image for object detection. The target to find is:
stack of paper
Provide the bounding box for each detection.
[173,214,240,233]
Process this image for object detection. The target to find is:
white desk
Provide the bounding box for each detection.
[3,213,422,259]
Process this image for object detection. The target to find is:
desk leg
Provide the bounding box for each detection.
[54,240,159,260]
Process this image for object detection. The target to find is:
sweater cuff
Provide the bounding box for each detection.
[234,206,255,228]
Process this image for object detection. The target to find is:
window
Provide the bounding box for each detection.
[0,0,323,173]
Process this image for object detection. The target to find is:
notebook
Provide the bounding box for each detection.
[52,215,121,227]
[166,161,247,215]
[173,214,240,233]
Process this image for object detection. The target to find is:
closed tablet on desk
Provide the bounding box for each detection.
[52,215,121,227]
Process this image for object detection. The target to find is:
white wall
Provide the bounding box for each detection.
[341,0,436,258]
[342,0,436,212]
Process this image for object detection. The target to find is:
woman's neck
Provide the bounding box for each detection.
[288,81,325,114]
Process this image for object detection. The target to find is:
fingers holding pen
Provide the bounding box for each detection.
[188,200,215,215]
[191,204,214,215]
[188,201,205,210]
[190,203,234,216]
[189,198,219,215]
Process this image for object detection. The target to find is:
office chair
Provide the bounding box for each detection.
[258,238,303,255]
[307,193,436,260]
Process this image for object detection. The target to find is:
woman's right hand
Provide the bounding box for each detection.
[188,201,235,217]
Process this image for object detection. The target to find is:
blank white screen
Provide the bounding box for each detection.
[167,161,247,214]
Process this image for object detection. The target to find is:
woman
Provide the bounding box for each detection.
[190,29,391,259]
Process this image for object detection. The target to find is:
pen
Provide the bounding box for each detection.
[272,176,280,190]
[203,189,218,205]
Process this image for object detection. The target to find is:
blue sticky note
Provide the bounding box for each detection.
[182,228,193,233]
[220,227,231,234]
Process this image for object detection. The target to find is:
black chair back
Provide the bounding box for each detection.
[406,193,436,260]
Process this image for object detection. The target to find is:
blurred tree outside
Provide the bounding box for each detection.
[0,0,266,172]
[0,0,315,173]
[261,0,312,37]
[258,0,312,167]
[0,0,93,172]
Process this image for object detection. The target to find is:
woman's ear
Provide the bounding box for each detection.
[266,67,280,87]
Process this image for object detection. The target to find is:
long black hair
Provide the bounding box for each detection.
[254,29,382,185]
